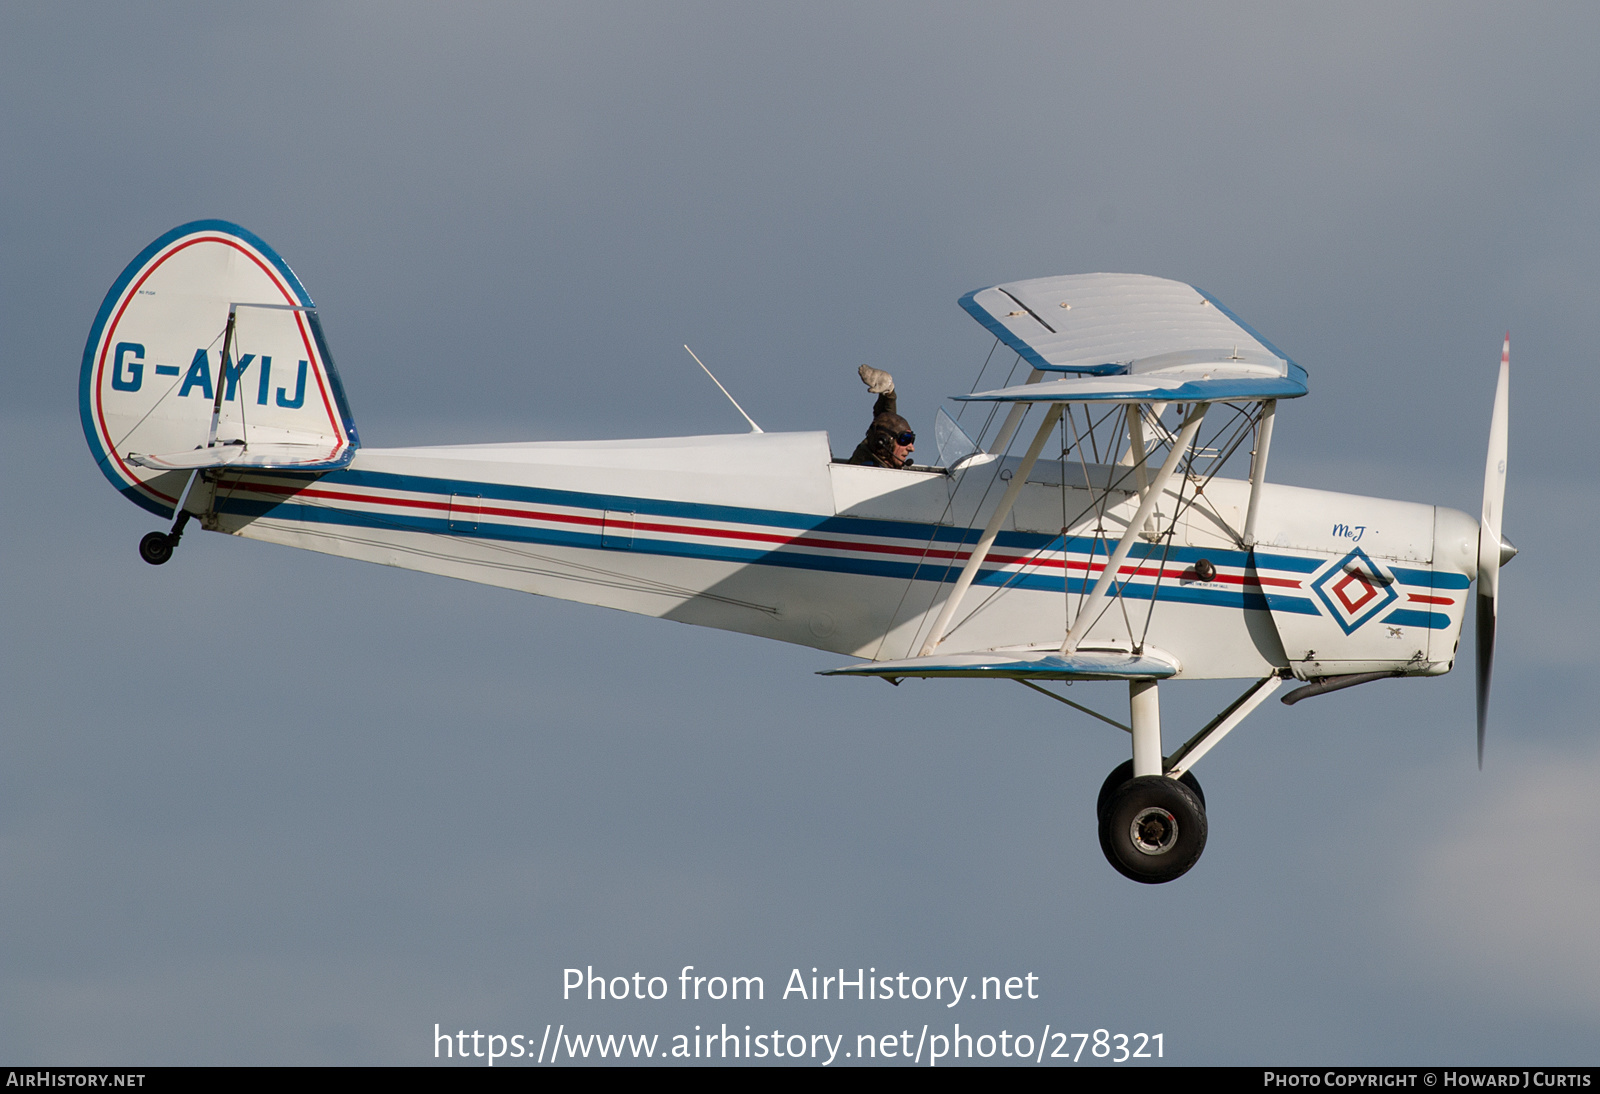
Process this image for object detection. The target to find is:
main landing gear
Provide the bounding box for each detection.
[1092,674,1285,884]
[1098,765,1208,884]
[1095,679,1208,883]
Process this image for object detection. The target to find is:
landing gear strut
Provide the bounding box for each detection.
[1095,678,1210,884]
[1084,674,1286,883]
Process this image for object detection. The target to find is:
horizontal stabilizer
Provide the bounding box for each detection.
[958,273,1307,403]
[127,440,355,472]
[821,648,1179,681]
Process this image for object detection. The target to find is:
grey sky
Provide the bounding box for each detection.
[4,3,1597,1064]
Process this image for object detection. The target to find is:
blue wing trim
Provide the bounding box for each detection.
[956,373,1309,404]
[820,649,1179,681]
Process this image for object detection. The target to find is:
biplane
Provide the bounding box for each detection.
[80,222,1514,883]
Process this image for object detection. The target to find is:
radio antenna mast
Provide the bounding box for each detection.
[683,345,762,433]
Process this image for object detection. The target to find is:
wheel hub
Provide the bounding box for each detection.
[1129,807,1178,855]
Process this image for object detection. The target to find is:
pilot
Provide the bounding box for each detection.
[847,365,916,468]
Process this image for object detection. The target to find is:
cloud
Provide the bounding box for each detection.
[1394,739,1600,1016]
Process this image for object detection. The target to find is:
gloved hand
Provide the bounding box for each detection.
[858,364,895,395]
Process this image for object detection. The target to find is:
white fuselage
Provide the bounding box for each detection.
[203,430,1475,681]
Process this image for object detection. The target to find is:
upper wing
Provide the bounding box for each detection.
[958,273,1308,403]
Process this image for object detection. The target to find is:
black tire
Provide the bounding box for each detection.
[1098,775,1208,884]
[138,531,173,566]
[1096,760,1204,820]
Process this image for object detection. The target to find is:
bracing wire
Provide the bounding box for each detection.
[955,338,1001,422]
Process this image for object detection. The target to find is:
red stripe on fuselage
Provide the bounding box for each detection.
[220,477,1315,592]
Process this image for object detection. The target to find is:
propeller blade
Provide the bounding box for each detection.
[1476,335,1510,768]
[1476,591,1493,767]
[1479,336,1510,594]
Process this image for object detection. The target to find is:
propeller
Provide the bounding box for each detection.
[1476,335,1513,768]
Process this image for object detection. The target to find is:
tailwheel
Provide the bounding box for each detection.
[138,531,174,566]
[1097,773,1207,884]
[138,510,190,566]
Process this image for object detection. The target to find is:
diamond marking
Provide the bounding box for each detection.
[1310,547,1398,634]
[1331,570,1379,615]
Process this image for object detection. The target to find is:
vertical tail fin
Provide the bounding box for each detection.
[80,221,359,517]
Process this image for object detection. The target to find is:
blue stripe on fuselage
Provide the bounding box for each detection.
[214,483,1281,611]
[229,466,1293,568]
[1381,608,1452,630]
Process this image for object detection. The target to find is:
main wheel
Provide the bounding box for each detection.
[1096,760,1204,819]
[138,532,173,566]
[1098,775,1208,884]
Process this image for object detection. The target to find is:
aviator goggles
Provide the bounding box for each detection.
[895,431,916,446]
